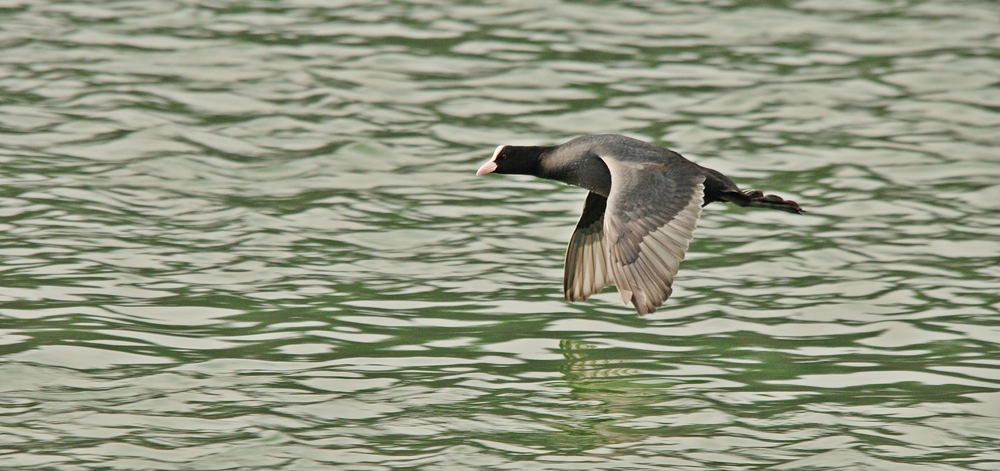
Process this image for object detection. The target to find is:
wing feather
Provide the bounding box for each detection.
[564,192,614,302]
[600,157,706,315]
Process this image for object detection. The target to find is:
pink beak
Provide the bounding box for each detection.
[476,160,498,176]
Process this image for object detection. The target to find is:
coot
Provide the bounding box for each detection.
[476,134,803,315]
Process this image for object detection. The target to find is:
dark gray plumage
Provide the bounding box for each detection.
[476,134,803,315]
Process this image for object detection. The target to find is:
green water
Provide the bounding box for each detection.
[2,0,1000,469]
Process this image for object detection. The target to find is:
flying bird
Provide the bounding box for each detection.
[476,134,803,315]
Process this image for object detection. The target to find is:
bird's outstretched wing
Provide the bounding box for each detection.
[600,158,705,315]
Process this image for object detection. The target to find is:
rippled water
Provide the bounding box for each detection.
[2,0,1000,469]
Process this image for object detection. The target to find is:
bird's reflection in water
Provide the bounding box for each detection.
[560,338,645,382]
[554,339,700,450]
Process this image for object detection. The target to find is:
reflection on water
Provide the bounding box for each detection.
[2,0,1000,469]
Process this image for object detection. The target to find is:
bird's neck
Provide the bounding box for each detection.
[537,148,612,197]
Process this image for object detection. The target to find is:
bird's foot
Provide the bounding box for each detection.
[743,189,805,214]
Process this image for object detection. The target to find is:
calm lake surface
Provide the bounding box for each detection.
[2,0,1000,469]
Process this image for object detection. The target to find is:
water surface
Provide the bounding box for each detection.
[2,0,1000,469]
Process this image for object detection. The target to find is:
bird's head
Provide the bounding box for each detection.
[476,145,543,177]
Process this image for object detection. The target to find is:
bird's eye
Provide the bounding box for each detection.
[501,153,508,160]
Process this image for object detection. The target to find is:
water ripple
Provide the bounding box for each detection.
[1,0,999,469]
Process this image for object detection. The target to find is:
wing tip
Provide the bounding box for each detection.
[614,275,675,315]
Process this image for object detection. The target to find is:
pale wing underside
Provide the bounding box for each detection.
[564,192,613,302]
